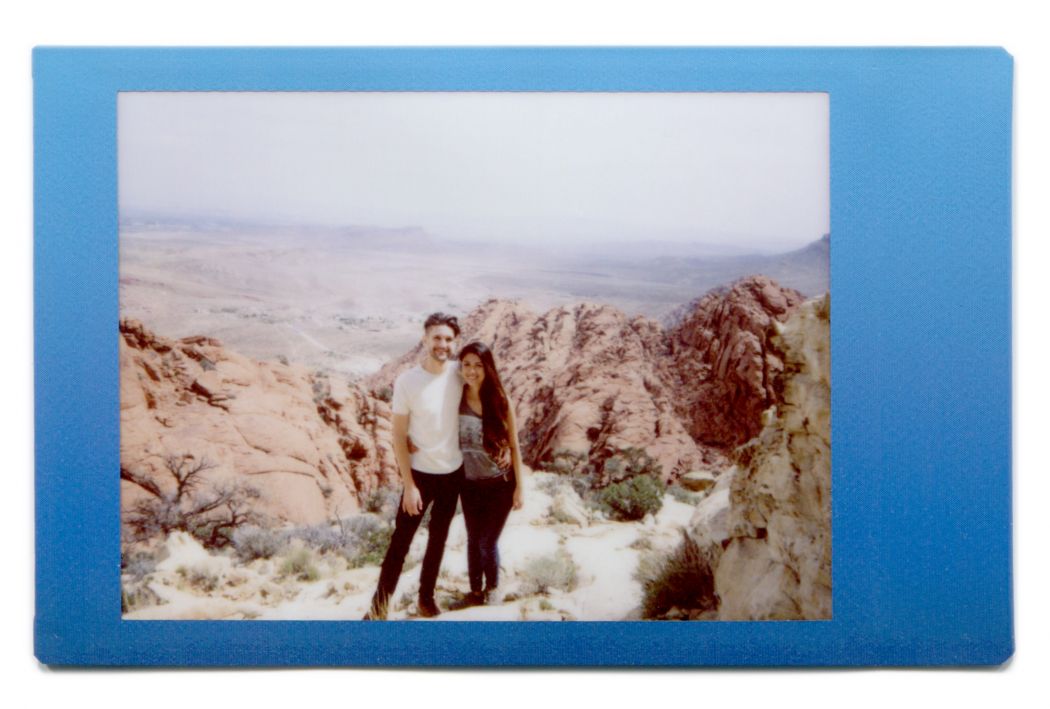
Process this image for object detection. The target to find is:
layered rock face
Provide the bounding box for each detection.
[368,276,803,480]
[669,276,805,448]
[463,300,712,479]
[120,320,398,527]
[369,300,712,479]
[689,294,831,620]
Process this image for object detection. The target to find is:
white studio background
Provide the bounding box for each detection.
[2,2,1045,707]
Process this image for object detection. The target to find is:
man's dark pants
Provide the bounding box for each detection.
[369,467,464,617]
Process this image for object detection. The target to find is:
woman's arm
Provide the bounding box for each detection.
[506,403,525,509]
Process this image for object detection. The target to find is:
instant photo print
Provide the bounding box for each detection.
[34,47,1012,666]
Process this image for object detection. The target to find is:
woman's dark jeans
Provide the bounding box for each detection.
[460,474,516,593]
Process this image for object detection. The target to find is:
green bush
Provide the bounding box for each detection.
[279,547,320,582]
[593,447,663,486]
[520,549,578,595]
[668,485,700,505]
[283,515,393,569]
[595,474,666,521]
[545,449,588,477]
[640,532,718,620]
[232,525,288,562]
[346,517,393,568]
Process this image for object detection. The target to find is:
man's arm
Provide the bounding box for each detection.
[392,413,423,516]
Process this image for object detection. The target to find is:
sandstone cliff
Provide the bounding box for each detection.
[688,294,831,620]
[120,319,398,528]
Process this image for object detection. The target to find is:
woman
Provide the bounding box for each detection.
[457,341,524,606]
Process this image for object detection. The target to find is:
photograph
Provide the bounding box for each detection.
[117,91,831,622]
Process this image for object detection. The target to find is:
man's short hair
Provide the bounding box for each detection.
[424,312,461,337]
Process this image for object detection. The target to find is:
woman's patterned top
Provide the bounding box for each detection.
[458,396,507,481]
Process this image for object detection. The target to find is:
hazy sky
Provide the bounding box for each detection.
[119,92,828,251]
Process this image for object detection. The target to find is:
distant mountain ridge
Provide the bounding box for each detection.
[662,234,828,326]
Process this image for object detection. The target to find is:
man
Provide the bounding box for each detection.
[364,312,464,620]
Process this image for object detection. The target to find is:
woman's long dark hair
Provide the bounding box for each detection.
[459,341,512,463]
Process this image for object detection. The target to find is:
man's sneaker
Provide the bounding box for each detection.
[417,596,442,618]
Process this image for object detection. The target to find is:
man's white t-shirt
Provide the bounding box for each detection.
[391,361,464,474]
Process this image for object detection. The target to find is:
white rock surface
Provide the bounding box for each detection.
[707,295,831,620]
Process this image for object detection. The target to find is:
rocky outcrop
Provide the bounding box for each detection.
[120,319,398,528]
[687,294,831,620]
[668,276,805,448]
[368,300,718,480]
[122,275,810,527]
[368,276,804,480]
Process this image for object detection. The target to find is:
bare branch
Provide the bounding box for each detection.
[120,466,162,498]
[164,454,216,502]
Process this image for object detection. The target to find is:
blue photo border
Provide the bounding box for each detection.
[33,47,1013,666]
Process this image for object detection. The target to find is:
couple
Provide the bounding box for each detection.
[364,312,524,620]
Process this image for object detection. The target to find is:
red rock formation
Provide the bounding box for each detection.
[368,276,804,476]
[120,319,398,528]
[122,275,805,534]
[668,276,805,447]
[368,300,712,479]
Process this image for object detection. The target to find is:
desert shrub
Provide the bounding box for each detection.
[519,549,578,595]
[122,454,263,550]
[121,583,162,613]
[286,515,392,568]
[592,447,664,487]
[668,485,700,505]
[121,549,159,579]
[594,474,666,522]
[177,565,220,593]
[279,547,320,582]
[232,525,288,562]
[363,487,400,521]
[288,522,344,553]
[343,516,393,568]
[640,532,718,620]
[545,449,588,477]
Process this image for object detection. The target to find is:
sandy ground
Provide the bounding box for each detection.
[123,471,700,621]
